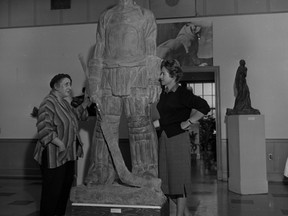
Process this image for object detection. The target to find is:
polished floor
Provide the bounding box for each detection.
[0,159,288,216]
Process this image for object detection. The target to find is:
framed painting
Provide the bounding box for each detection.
[156,20,213,67]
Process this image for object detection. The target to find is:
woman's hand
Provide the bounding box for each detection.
[153,120,160,128]
[57,142,66,152]
[52,137,66,152]
[181,120,191,130]
[148,84,161,104]
[82,94,92,109]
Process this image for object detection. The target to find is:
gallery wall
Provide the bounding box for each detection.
[0,24,94,138]
[160,12,288,140]
[2,0,288,29]
[1,12,288,140]
[212,13,288,139]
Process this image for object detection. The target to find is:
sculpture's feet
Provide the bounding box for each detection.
[84,175,116,187]
[142,176,162,192]
[132,163,159,178]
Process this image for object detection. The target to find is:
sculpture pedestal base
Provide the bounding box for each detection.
[71,201,169,216]
[70,184,168,216]
[227,115,268,195]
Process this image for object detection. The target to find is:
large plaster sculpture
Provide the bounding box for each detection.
[71,1,164,205]
[226,59,260,115]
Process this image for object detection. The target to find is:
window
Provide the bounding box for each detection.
[187,82,215,116]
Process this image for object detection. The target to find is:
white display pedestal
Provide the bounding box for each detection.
[227,115,268,194]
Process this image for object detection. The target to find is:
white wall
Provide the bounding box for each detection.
[212,13,288,139]
[0,24,96,138]
[1,13,288,140]
[170,13,288,139]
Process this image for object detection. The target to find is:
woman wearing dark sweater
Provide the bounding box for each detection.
[154,59,210,216]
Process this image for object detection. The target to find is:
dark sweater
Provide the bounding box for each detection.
[157,85,210,138]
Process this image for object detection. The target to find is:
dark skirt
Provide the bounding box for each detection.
[159,131,192,195]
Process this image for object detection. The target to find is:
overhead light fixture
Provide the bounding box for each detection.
[51,0,71,10]
[165,0,180,7]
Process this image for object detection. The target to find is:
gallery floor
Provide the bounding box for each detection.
[0,159,288,216]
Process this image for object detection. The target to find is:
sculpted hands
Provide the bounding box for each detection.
[81,90,92,109]
[78,53,103,112]
[148,83,161,103]
[87,85,102,114]
[146,55,162,103]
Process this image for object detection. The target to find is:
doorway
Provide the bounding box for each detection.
[181,66,222,180]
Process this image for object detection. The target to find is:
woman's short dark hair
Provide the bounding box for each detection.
[160,59,183,83]
[49,74,72,89]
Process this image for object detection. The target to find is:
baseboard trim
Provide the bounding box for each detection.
[0,138,40,178]
[0,168,41,179]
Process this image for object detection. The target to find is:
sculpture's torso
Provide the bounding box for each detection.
[103,6,149,67]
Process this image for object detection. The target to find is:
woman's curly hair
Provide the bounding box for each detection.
[160,59,183,83]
